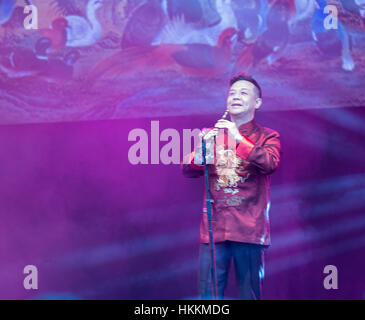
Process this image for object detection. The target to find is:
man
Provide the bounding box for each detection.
[182,73,281,300]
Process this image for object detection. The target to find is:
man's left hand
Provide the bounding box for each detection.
[214,119,243,143]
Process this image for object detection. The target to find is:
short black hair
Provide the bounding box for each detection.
[229,73,262,98]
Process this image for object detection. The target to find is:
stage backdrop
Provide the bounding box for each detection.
[0,0,365,124]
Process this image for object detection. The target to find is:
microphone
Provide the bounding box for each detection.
[198,109,229,164]
[215,109,229,128]
[213,109,229,142]
[199,109,230,140]
[220,109,229,121]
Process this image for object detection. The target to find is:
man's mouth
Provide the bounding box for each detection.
[232,104,242,107]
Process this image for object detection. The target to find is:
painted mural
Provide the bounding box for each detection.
[0,0,364,124]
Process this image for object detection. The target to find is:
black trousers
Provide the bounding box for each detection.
[199,241,266,300]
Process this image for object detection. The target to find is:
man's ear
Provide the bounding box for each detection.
[255,98,262,110]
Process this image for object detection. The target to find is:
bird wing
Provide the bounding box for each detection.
[66,15,91,43]
[49,0,83,16]
[152,15,197,45]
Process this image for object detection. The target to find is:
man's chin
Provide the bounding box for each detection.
[229,108,247,115]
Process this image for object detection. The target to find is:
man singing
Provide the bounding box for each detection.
[182,73,281,300]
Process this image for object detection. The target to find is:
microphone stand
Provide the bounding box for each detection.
[201,137,218,300]
[199,109,228,300]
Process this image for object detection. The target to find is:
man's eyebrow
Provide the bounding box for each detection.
[230,88,249,92]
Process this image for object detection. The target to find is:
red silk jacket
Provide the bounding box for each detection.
[182,119,281,246]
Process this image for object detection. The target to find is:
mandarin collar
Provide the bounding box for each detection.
[238,119,257,135]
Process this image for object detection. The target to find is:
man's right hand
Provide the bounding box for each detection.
[194,128,218,165]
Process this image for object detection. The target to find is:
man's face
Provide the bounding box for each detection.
[227,80,262,117]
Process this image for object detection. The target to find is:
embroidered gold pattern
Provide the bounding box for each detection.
[215,145,242,190]
[214,144,250,206]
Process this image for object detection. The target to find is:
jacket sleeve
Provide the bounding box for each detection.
[181,150,204,178]
[236,130,281,175]
[181,127,216,178]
